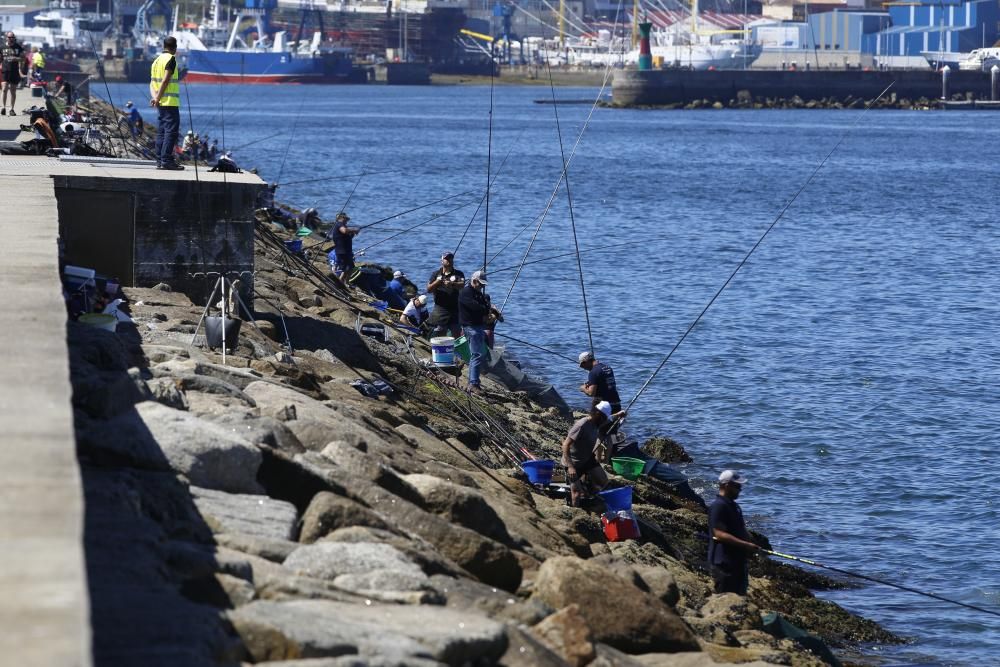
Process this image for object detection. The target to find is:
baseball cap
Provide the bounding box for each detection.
[393,270,404,279]
[126,100,133,107]
[595,401,612,419]
[471,270,488,285]
[719,470,747,485]
[578,351,595,365]
[441,251,454,260]
[417,294,427,305]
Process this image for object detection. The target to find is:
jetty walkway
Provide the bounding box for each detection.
[0,109,263,666]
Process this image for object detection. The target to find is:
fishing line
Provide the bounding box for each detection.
[359,200,478,253]
[483,51,495,272]
[278,168,398,187]
[621,81,896,418]
[453,127,525,257]
[493,332,578,363]
[497,0,625,314]
[275,97,307,185]
[544,35,594,354]
[488,235,673,275]
[339,163,367,215]
[764,549,1000,619]
[228,130,287,151]
[88,33,130,157]
[181,77,210,276]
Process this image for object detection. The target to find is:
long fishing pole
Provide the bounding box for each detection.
[493,332,578,363]
[339,163,367,215]
[619,81,896,419]
[278,168,398,187]
[229,129,286,152]
[358,200,478,253]
[488,235,673,276]
[483,50,495,272]
[275,97,307,185]
[359,190,476,230]
[763,549,1000,619]
[88,33,130,157]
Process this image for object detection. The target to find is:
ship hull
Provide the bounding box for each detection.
[184,49,366,84]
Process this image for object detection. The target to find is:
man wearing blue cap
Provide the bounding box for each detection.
[708,469,759,595]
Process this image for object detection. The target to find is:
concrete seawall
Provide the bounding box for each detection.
[612,68,996,106]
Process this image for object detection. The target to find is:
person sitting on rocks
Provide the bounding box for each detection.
[387,270,413,310]
[400,294,430,333]
[561,400,625,507]
[708,469,759,595]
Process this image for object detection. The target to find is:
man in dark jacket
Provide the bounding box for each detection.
[578,351,622,414]
[427,252,465,337]
[327,212,360,288]
[708,470,759,595]
[458,270,501,393]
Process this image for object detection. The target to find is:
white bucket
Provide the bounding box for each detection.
[430,336,455,366]
[79,313,117,332]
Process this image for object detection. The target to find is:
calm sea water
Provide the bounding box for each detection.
[105,81,1000,666]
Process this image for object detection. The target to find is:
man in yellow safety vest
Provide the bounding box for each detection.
[149,36,183,170]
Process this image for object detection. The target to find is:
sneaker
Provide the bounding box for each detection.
[157,163,185,171]
[8,109,14,116]
[1,108,5,115]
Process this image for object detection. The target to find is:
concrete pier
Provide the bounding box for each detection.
[612,68,998,106]
[0,107,263,665]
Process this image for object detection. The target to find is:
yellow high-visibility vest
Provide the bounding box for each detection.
[32,51,44,68]
[149,52,179,107]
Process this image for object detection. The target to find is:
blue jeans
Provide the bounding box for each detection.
[155,106,180,166]
[465,325,487,387]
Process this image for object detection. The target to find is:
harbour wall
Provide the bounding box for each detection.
[612,68,995,106]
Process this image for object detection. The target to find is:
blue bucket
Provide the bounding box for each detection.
[284,239,303,253]
[522,459,555,485]
[598,486,633,513]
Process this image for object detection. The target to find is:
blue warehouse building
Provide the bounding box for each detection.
[864,0,1000,60]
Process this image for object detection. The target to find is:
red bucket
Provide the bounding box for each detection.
[601,513,640,542]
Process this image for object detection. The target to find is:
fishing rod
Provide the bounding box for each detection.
[488,235,673,276]
[277,168,398,187]
[358,199,478,254]
[763,549,1000,618]
[275,97,307,186]
[493,332,578,363]
[359,190,476,231]
[229,129,286,152]
[87,33,130,157]
[618,81,897,421]
[483,50,495,272]
[339,164,367,215]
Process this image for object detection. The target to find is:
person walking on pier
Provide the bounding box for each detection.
[458,270,501,393]
[708,470,759,596]
[28,45,43,82]
[427,252,464,338]
[1,32,27,116]
[149,36,183,170]
[578,351,621,414]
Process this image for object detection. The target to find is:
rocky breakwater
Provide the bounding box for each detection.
[68,229,899,666]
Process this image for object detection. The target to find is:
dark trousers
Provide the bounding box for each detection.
[155,106,180,166]
[711,562,749,595]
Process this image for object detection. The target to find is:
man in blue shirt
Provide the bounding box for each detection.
[327,212,360,288]
[578,351,622,414]
[708,470,759,595]
[125,100,143,137]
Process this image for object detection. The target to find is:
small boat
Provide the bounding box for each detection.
[957,47,1000,71]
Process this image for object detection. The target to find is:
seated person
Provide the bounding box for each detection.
[400,294,430,332]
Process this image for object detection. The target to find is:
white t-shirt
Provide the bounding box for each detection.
[402,300,428,324]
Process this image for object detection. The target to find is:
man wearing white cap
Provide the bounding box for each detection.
[561,400,626,507]
[458,270,501,393]
[400,294,430,332]
[708,469,758,595]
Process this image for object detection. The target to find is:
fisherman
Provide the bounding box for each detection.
[182,130,196,158]
[708,469,758,595]
[125,100,143,137]
[400,294,430,332]
[578,351,622,414]
[561,401,626,507]
[53,74,73,105]
[458,270,502,393]
[327,211,360,288]
[208,138,219,161]
[426,252,464,338]
[29,45,43,82]
[149,35,183,170]
[387,270,413,309]
[1,32,26,116]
